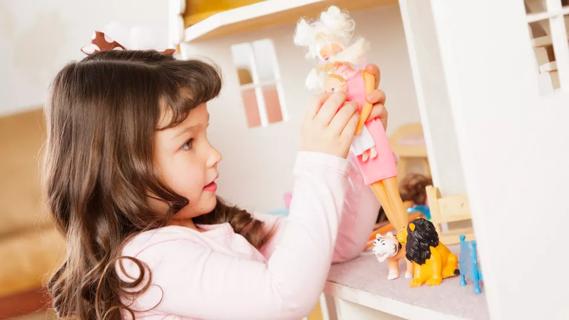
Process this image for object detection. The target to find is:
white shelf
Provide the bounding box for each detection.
[324,250,489,319]
[183,0,397,43]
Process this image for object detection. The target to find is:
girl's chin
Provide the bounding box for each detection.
[174,197,217,219]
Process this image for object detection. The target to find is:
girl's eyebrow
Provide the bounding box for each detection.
[173,125,198,139]
[173,113,209,139]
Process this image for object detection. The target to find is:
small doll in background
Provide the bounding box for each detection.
[294,6,409,233]
[399,173,432,206]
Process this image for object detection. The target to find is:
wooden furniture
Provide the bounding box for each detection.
[426,186,474,245]
[389,123,430,179]
[0,109,65,318]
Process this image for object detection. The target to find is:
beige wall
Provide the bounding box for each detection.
[0,0,169,116]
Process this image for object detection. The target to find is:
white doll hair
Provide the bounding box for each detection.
[294,6,370,91]
[294,6,355,60]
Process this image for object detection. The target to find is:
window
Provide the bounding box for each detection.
[231,39,287,128]
[525,0,569,94]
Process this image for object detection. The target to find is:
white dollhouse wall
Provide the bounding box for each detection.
[180,4,428,213]
[426,0,569,318]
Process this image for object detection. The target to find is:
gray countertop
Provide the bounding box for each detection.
[325,247,490,320]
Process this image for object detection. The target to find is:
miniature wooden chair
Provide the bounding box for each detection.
[426,185,474,245]
[389,123,430,178]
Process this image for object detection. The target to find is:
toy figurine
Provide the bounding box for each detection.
[396,218,459,287]
[366,212,424,250]
[371,232,413,280]
[294,6,409,233]
[407,205,431,220]
[459,234,483,294]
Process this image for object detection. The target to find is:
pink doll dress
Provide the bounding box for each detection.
[346,70,398,185]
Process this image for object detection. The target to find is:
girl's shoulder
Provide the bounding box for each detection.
[121,223,232,258]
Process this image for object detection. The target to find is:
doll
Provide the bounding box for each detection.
[294,6,408,232]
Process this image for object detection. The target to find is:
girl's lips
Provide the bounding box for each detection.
[203,181,217,192]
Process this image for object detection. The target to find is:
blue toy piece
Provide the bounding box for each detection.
[407,205,431,220]
[459,234,483,294]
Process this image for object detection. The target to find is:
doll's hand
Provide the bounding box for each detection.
[300,92,359,159]
[364,64,388,129]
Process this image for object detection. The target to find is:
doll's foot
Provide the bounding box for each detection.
[369,148,378,159]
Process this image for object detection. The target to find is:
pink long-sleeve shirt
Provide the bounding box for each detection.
[118,152,380,319]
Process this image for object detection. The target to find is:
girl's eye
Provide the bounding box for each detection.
[181,138,193,151]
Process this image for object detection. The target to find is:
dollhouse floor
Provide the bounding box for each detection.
[325,246,489,319]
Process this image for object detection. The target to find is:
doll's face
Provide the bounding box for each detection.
[318,42,344,62]
[324,75,347,93]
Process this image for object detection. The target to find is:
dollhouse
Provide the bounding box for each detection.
[169,0,569,319]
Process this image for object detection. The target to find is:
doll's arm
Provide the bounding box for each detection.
[355,70,377,134]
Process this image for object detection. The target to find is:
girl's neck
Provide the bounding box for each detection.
[167,217,199,231]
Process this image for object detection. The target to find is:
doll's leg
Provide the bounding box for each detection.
[370,181,407,233]
[382,176,408,232]
[370,182,395,226]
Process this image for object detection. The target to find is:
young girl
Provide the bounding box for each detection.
[43,49,387,319]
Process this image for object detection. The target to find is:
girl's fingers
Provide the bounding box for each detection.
[367,103,389,129]
[305,93,330,121]
[366,89,386,105]
[368,103,386,120]
[366,89,388,128]
[341,111,360,141]
[329,101,357,134]
[315,92,347,126]
[364,64,381,89]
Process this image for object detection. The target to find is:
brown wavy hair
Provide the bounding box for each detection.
[43,50,271,319]
[399,173,432,205]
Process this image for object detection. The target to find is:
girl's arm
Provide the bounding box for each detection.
[257,154,379,263]
[122,152,350,319]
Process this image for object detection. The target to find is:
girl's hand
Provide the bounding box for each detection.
[364,64,388,129]
[300,92,359,158]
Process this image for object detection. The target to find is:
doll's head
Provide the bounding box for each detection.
[294,6,370,91]
[294,6,355,62]
[399,173,433,205]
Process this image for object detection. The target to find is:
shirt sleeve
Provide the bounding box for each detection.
[123,151,350,319]
[331,154,381,262]
[256,154,380,263]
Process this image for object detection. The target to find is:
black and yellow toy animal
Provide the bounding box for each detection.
[396,218,459,287]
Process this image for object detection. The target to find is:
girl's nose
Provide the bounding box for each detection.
[207,145,222,167]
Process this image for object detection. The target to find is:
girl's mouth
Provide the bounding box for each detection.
[203,181,217,192]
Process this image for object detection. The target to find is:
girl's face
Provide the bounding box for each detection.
[153,103,222,225]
